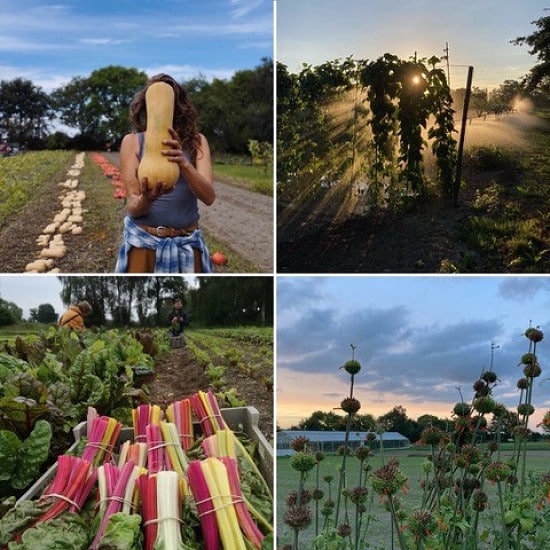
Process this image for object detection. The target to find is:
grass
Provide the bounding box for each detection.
[277,446,550,549]
[0,322,53,346]
[213,162,273,195]
[0,151,74,229]
[456,129,550,272]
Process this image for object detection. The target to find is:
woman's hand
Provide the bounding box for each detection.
[162,128,192,169]
[161,128,216,206]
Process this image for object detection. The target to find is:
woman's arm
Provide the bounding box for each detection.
[120,133,165,217]
[162,130,216,206]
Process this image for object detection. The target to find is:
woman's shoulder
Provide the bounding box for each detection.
[120,133,141,154]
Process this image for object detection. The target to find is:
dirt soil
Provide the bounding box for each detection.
[0,152,273,273]
[278,112,550,273]
[141,344,273,442]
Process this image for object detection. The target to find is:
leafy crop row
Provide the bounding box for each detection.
[0,327,162,500]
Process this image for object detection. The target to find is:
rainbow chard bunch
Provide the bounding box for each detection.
[188,457,265,550]
[166,398,194,452]
[137,471,186,550]
[90,461,145,549]
[82,413,122,467]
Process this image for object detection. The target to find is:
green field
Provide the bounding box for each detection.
[213,162,273,195]
[277,447,550,549]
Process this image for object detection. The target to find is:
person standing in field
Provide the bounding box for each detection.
[168,298,189,338]
[58,300,92,331]
[115,74,215,273]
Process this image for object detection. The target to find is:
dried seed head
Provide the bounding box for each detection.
[523,363,542,378]
[342,359,361,375]
[481,370,498,384]
[283,504,312,531]
[290,452,316,473]
[517,377,529,389]
[340,397,361,414]
[453,402,472,417]
[520,352,537,365]
[525,327,543,342]
[517,403,535,417]
[473,396,496,414]
[290,436,310,453]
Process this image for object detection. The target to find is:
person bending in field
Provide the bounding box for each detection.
[58,300,92,331]
[115,74,215,273]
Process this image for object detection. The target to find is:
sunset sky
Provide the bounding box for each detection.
[277,276,550,430]
[276,0,544,90]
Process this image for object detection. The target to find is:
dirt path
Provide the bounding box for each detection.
[199,181,273,272]
[142,343,273,440]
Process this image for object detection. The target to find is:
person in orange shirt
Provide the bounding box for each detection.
[57,300,92,331]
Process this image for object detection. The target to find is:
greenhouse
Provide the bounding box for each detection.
[277,430,410,456]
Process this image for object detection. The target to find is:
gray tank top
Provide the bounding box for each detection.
[132,132,199,228]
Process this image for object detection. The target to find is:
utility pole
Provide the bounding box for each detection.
[443,42,451,88]
[489,342,500,371]
[453,65,474,208]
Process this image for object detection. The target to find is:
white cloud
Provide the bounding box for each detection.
[230,0,265,18]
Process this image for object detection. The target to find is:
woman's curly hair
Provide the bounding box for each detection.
[129,74,201,163]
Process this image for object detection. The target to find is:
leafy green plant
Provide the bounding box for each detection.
[0,419,52,497]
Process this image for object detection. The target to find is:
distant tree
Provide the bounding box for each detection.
[0,297,22,326]
[512,15,550,91]
[0,78,51,144]
[470,87,489,118]
[378,405,423,442]
[188,58,273,154]
[417,414,450,432]
[52,66,148,146]
[29,303,58,323]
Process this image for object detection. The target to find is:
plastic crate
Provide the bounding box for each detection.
[17,406,273,503]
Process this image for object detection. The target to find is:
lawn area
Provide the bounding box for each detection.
[213,162,273,195]
[277,446,550,549]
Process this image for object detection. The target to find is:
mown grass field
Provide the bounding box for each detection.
[213,162,273,195]
[277,445,550,549]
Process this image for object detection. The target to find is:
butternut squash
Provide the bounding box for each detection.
[138,82,180,190]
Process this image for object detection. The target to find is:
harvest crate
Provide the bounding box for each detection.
[17,406,273,503]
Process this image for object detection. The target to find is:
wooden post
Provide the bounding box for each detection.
[453,65,474,207]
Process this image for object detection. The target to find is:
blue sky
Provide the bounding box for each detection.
[0,0,273,92]
[276,0,545,89]
[277,276,550,430]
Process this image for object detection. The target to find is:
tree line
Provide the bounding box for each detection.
[289,405,548,443]
[0,58,272,155]
[0,276,273,328]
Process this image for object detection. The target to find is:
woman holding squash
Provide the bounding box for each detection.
[115,74,216,273]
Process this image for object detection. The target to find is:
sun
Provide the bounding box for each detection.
[412,75,421,85]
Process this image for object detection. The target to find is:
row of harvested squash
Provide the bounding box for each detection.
[25,153,87,273]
